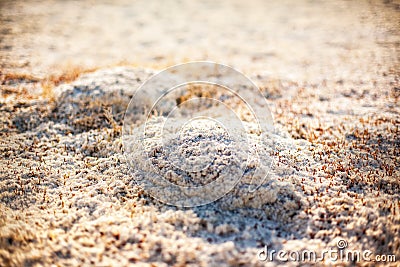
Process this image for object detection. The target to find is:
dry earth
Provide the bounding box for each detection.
[0,0,399,266]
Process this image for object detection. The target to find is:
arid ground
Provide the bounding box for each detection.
[0,0,399,266]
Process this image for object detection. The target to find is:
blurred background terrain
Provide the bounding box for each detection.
[1,0,398,81]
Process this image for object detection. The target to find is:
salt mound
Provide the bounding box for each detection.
[54,67,153,112]
[54,67,303,218]
[53,67,154,130]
